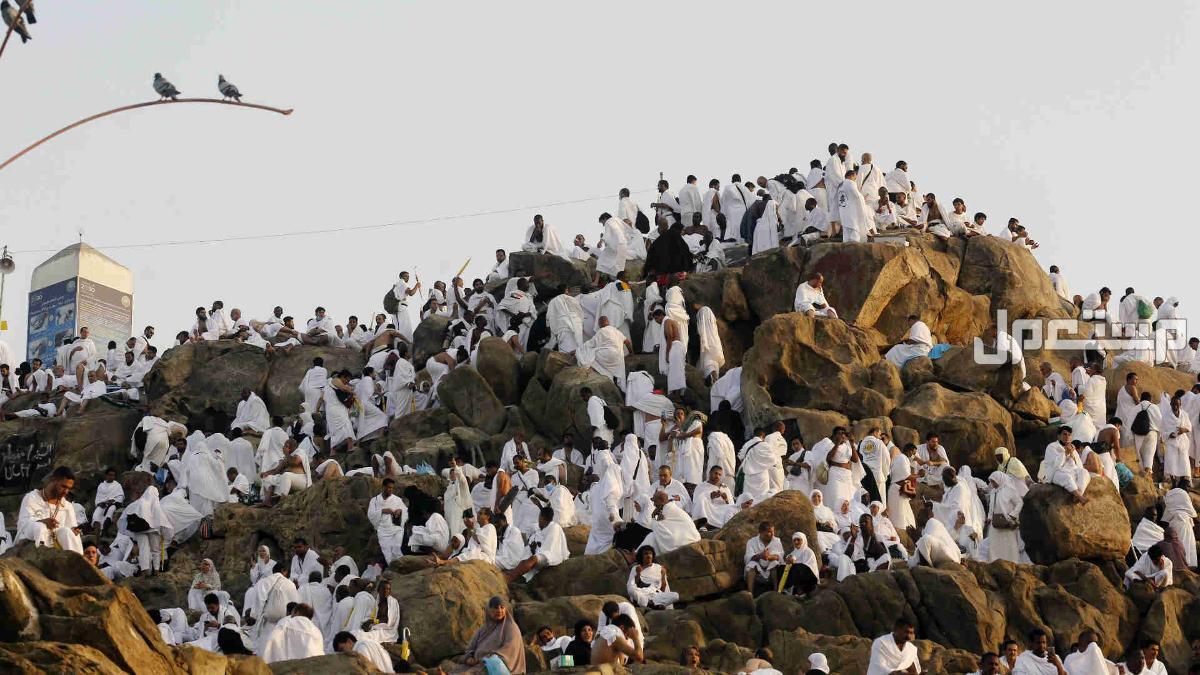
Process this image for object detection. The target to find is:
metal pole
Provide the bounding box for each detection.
[0,245,7,332]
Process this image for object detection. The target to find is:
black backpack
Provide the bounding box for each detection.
[1131,406,1151,436]
[602,401,619,430]
[635,209,651,234]
[125,513,150,533]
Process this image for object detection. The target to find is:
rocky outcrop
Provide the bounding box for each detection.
[144,340,269,429]
[1020,480,1132,565]
[437,366,507,434]
[889,382,1015,469]
[0,548,268,673]
[740,313,890,429]
[383,560,509,665]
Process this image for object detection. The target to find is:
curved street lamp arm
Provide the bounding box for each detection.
[0,98,294,174]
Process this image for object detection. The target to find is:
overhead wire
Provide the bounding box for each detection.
[9,188,657,256]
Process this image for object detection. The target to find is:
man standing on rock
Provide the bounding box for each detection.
[368,478,407,564]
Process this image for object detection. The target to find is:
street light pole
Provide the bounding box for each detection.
[0,245,13,333]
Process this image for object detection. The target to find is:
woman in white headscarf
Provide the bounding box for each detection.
[780,532,819,596]
[909,518,962,567]
[1163,488,1197,568]
[618,433,652,520]
[695,306,725,385]
[809,490,840,555]
[957,465,987,536]
[323,374,357,452]
[120,485,175,575]
[986,471,1028,564]
[868,501,906,559]
[663,286,689,352]
[187,558,222,612]
[250,545,275,586]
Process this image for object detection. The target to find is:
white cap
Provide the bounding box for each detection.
[808,652,830,673]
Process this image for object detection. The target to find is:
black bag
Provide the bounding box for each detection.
[1131,407,1151,436]
[601,401,619,430]
[635,209,651,234]
[125,513,151,533]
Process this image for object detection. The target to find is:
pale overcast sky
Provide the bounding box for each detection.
[0,1,1197,358]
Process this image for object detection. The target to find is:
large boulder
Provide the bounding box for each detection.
[1020,480,1131,564]
[928,344,1025,405]
[890,383,1015,469]
[957,234,1072,320]
[740,313,887,430]
[144,340,269,430]
[383,560,509,665]
[507,251,597,297]
[1136,588,1200,674]
[539,366,624,447]
[657,539,737,601]
[512,594,633,637]
[262,346,366,416]
[412,315,451,368]
[474,337,523,405]
[0,548,264,673]
[386,408,464,450]
[437,366,507,434]
[907,565,1005,655]
[0,405,141,515]
[527,549,628,601]
[713,491,818,576]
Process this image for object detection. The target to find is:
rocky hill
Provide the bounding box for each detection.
[2,232,1199,673]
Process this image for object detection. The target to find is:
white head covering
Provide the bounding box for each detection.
[121,486,175,541]
[808,652,830,674]
[787,531,819,578]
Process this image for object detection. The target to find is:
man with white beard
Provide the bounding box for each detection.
[690,466,738,529]
[597,213,629,282]
[392,271,422,341]
[837,167,873,243]
[678,175,703,228]
[547,286,585,354]
[720,174,753,241]
[857,153,886,206]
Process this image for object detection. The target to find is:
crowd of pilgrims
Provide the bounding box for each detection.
[1,142,1199,672]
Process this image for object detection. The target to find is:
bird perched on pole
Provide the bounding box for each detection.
[1,1,32,43]
[20,0,33,24]
[217,75,242,102]
[153,73,181,101]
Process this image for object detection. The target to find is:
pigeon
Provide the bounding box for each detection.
[217,75,242,102]
[1,1,32,43]
[153,73,181,101]
[21,0,33,24]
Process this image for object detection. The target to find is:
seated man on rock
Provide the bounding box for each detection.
[793,272,838,318]
[1038,425,1090,504]
[638,489,701,555]
[504,506,570,583]
[1125,543,1172,590]
[743,521,784,595]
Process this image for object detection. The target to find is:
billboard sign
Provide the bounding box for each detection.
[26,278,76,366]
[76,277,133,358]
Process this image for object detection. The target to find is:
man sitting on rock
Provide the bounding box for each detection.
[504,506,570,583]
[1125,543,1172,591]
[638,489,700,555]
[1039,425,1090,504]
[743,521,784,595]
[793,272,838,318]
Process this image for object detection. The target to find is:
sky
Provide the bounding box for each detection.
[0,1,1198,357]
